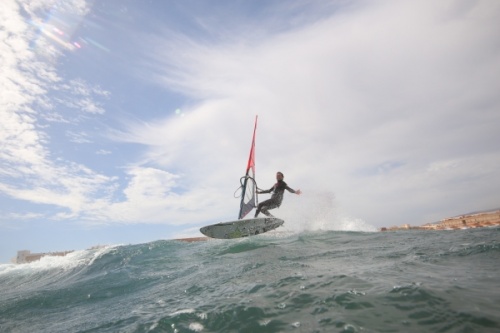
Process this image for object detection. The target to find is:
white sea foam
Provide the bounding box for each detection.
[171,308,196,316]
[0,245,117,276]
[188,323,204,332]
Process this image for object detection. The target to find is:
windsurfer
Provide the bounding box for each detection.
[254,172,301,217]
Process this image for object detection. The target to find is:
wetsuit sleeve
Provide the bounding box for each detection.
[259,187,273,194]
[285,185,296,193]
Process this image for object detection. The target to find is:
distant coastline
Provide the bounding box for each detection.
[12,245,106,264]
[13,249,75,264]
[381,208,500,232]
[11,209,500,263]
[11,240,210,264]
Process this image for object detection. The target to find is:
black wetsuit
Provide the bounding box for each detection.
[255,180,297,217]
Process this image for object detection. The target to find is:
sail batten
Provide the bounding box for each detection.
[238,116,258,219]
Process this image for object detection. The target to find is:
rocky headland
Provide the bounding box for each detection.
[381,209,500,231]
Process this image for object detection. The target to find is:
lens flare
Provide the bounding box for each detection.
[26,5,110,55]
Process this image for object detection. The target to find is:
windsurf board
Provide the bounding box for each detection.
[200,217,284,239]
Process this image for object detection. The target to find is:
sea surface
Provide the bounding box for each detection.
[1,227,499,333]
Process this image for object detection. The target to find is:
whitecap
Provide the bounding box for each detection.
[188,322,204,332]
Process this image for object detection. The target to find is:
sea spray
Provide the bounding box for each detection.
[278,190,377,232]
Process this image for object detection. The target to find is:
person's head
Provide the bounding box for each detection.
[276,172,284,180]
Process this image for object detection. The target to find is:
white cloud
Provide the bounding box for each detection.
[85,166,231,225]
[96,149,111,155]
[56,79,109,115]
[1,0,499,231]
[0,0,116,221]
[66,130,92,143]
[127,0,500,227]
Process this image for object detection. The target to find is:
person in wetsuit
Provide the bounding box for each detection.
[254,171,301,218]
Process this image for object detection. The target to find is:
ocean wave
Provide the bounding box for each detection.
[1,228,499,333]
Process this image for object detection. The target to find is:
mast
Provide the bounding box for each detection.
[238,115,258,219]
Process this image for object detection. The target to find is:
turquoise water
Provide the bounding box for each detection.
[1,228,499,332]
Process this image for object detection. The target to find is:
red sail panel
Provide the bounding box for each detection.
[238,116,258,219]
[246,117,257,175]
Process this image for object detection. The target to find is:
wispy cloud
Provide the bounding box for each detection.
[0,0,116,221]
[96,149,111,155]
[1,0,499,231]
[128,0,500,226]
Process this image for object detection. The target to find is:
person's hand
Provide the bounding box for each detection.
[296,189,302,195]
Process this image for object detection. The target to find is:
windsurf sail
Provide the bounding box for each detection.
[238,116,258,219]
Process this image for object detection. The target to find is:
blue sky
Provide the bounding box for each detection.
[1,0,500,263]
